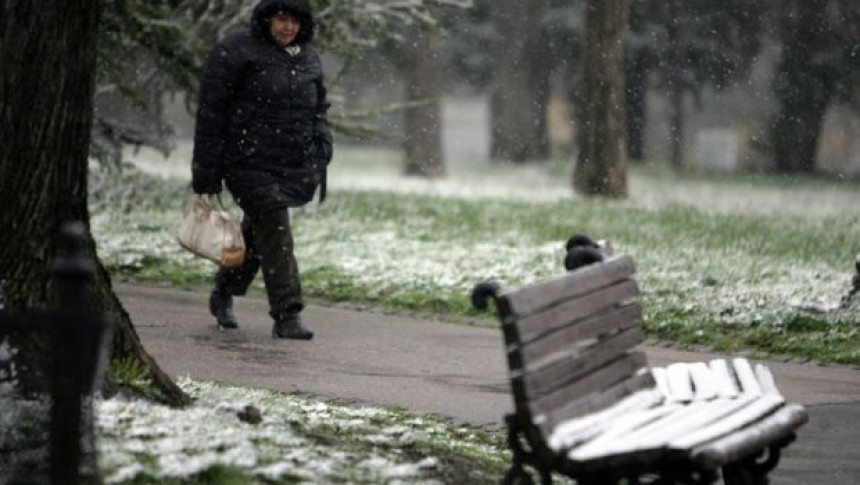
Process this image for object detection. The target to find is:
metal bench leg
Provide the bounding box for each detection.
[502,464,552,485]
[540,469,553,485]
[722,462,766,485]
[503,414,555,484]
[721,435,794,485]
[610,466,715,485]
[503,463,534,485]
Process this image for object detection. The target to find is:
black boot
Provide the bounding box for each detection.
[272,312,313,340]
[209,288,239,329]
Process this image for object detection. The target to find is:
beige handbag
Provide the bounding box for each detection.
[177,194,245,268]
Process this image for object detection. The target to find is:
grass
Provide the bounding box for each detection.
[89,149,860,365]
[95,378,509,484]
[106,357,161,400]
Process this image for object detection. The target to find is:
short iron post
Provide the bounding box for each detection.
[48,222,103,485]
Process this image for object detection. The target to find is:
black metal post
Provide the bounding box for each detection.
[48,222,104,485]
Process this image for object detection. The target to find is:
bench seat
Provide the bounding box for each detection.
[548,359,807,472]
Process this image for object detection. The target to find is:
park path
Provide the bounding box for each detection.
[119,283,860,484]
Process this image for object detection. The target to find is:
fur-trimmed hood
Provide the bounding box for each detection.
[251,0,315,45]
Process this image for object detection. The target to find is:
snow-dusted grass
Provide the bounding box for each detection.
[95,378,507,484]
[0,378,506,484]
[92,144,860,364]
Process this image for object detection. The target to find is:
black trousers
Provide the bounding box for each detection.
[214,207,303,317]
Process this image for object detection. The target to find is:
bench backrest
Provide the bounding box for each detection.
[495,255,655,440]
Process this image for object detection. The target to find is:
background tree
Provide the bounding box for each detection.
[625,0,764,166]
[543,0,586,162]
[442,0,495,90]
[489,0,550,162]
[94,0,471,165]
[624,43,654,161]
[665,0,684,168]
[573,0,629,197]
[769,0,860,173]
[403,26,445,177]
[94,0,214,165]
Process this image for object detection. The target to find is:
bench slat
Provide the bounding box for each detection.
[501,255,636,319]
[754,363,782,397]
[548,387,665,451]
[526,351,648,422]
[666,363,696,403]
[655,362,723,402]
[512,279,639,343]
[708,359,741,399]
[540,370,657,438]
[513,326,646,399]
[568,395,762,461]
[732,358,763,397]
[565,404,684,460]
[691,404,808,469]
[669,395,785,450]
[514,303,642,371]
[651,367,670,399]
[610,396,762,455]
[689,362,720,401]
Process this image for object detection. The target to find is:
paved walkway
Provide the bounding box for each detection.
[119,283,860,484]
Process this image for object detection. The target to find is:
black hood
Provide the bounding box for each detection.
[252,0,315,45]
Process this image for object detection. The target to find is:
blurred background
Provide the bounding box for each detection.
[95,0,860,185]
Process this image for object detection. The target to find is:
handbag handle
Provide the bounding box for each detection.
[198,193,226,211]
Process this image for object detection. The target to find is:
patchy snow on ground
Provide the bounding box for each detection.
[97,378,463,483]
[102,142,860,339]
[125,141,860,217]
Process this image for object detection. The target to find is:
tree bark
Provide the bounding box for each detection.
[771,0,835,174]
[403,27,445,178]
[0,0,189,406]
[573,0,629,197]
[626,49,648,161]
[666,0,685,168]
[490,0,550,163]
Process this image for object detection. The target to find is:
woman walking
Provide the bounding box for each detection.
[192,0,333,339]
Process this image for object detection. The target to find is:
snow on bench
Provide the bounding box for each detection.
[473,252,807,484]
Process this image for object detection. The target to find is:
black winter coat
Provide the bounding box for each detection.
[192,0,332,214]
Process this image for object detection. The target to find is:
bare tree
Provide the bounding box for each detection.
[0,0,188,405]
[770,0,859,174]
[626,49,650,161]
[490,0,550,162]
[403,27,445,178]
[665,0,684,168]
[573,0,630,197]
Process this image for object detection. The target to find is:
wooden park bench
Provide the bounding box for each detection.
[472,243,808,485]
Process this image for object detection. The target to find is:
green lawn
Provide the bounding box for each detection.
[91,149,860,365]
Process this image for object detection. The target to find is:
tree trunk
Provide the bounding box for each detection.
[490,0,550,163]
[666,0,685,168]
[0,0,189,406]
[403,27,445,178]
[573,0,630,197]
[626,49,648,161]
[771,0,834,174]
